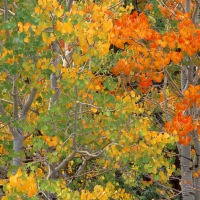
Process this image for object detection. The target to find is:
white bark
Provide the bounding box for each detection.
[181,145,194,199]
[192,103,200,198]
[13,88,37,167]
[180,0,198,197]
[67,0,74,11]
[48,41,61,110]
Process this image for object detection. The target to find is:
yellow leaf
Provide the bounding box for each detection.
[123,96,131,103]
[163,132,169,139]
[56,20,73,34]
[61,67,68,73]
[78,10,85,16]
[41,65,47,70]
[91,107,98,113]
[156,148,162,154]
[99,42,110,56]
[87,35,93,45]
[139,107,144,113]
[0,179,7,185]
[151,131,157,137]
[147,111,151,115]
[96,85,101,90]
[10,175,17,186]
[66,102,73,108]
[130,91,135,98]
[49,65,56,72]
[151,138,156,145]
[156,135,162,142]
[36,21,48,35]
[54,6,64,17]
[24,37,29,43]
[81,44,88,53]
[34,6,41,14]
[102,20,113,32]
[0,72,7,81]
[145,134,151,141]
[18,22,23,33]
[28,185,37,197]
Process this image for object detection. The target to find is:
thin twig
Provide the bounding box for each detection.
[0,8,15,16]
[165,69,183,97]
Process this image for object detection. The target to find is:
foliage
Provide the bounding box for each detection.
[0,0,200,199]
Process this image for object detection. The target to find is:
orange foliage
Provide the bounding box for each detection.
[165,85,200,145]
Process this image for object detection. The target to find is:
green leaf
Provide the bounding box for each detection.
[154,174,160,181]
[103,79,117,91]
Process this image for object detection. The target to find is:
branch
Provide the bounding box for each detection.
[47,150,76,179]
[182,61,194,92]
[60,133,73,150]
[13,2,18,9]
[185,0,191,12]
[24,132,33,140]
[0,166,7,174]
[12,80,18,120]
[75,157,87,176]
[164,150,193,162]
[0,98,39,115]
[165,69,183,97]
[77,150,104,158]
[0,8,15,16]
[48,73,60,110]
[78,102,102,109]
[163,72,170,121]
[194,66,200,85]
[19,88,37,121]
[192,0,199,26]
[67,0,74,12]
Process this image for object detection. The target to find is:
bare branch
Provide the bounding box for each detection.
[75,157,87,176]
[0,98,39,115]
[192,0,200,26]
[77,150,104,158]
[165,69,183,97]
[47,150,76,179]
[78,102,102,109]
[19,88,37,121]
[163,73,170,121]
[67,0,74,12]
[0,8,15,16]
[12,80,18,120]
[13,2,18,9]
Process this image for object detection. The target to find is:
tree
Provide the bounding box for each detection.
[0,0,199,199]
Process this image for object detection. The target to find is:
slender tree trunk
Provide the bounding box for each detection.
[179,0,200,198]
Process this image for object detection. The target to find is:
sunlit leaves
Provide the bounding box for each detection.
[5,168,37,198]
[1,0,200,199]
[42,32,56,45]
[80,182,133,200]
[55,20,73,34]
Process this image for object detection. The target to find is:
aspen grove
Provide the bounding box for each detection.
[0,0,200,199]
